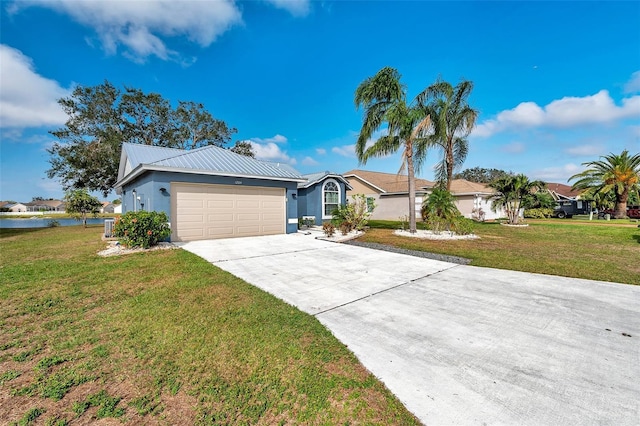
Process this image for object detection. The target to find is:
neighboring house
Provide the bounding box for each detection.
[344,169,505,220]
[447,179,504,221]
[297,172,351,225]
[114,143,343,242]
[24,200,65,212]
[113,204,122,214]
[343,169,434,220]
[546,182,582,201]
[3,202,27,212]
[101,202,116,214]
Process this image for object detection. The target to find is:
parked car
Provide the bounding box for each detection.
[598,206,640,219]
[553,200,593,218]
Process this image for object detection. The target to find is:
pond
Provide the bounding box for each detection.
[0,217,115,229]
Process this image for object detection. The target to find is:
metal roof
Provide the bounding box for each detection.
[116,143,305,189]
[298,171,352,189]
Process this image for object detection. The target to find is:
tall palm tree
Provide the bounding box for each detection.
[354,67,431,233]
[416,78,478,190]
[488,174,546,225]
[569,150,640,218]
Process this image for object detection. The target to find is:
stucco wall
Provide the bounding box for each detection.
[121,171,300,234]
[298,178,349,225]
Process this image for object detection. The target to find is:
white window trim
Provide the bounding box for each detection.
[322,179,341,219]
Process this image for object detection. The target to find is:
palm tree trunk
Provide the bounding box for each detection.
[445,136,454,191]
[615,189,629,218]
[406,147,417,233]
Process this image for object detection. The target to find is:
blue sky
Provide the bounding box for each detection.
[1,0,639,202]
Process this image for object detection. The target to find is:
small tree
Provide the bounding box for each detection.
[421,188,463,233]
[64,189,102,227]
[489,174,546,225]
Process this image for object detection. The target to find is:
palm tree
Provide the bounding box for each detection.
[489,174,546,225]
[354,67,431,233]
[569,150,640,219]
[416,78,478,190]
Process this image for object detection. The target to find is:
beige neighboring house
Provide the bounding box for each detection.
[24,200,66,212]
[101,202,116,214]
[2,202,28,212]
[343,170,435,220]
[344,169,505,221]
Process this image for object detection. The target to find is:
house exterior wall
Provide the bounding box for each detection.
[121,171,299,234]
[373,195,424,221]
[298,178,349,225]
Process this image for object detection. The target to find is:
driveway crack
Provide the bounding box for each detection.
[313,263,461,316]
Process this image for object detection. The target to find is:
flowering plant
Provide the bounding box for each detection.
[113,211,171,248]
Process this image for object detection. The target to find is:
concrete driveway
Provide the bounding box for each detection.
[179,233,640,425]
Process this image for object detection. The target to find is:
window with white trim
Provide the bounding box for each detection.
[323,180,340,218]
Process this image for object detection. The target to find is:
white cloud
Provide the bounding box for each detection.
[265,0,311,17]
[565,144,604,156]
[316,148,326,155]
[530,163,583,183]
[10,0,242,62]
[249,141,295,164]
[332,144,356,157]
[301,156,318,166]
[474,90,640,138]
[0,44,70,129]
[250,134,288,144]
[501,142,526,153]
[624,71,640,93]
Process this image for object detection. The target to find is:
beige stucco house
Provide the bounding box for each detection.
[344,169,505,221]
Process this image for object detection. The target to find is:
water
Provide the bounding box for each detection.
[0,217,115,229]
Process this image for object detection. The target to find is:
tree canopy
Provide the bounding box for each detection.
[569,150,640,218]
[416,78,478,190]
[64,189,102,228]
[48,81,237,196]
[354,67,432,233]
[453,167,511,184]
[488,174,546,225]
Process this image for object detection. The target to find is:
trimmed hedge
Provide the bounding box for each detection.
[114,211,171,248]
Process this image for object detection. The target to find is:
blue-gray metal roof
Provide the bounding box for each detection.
[298,171,352,189]
[116,143,305,188]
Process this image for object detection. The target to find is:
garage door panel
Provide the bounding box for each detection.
[173,183,285,242]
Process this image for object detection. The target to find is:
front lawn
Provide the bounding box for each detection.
[0,226,419,425]
[364,219,640,285]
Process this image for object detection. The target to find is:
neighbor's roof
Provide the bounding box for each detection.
[24,200,65,208]
[343,169,434,194]
[546,182,582,199]
[115,143,306,189]
[298,171,352,189]
[446,179,495,195]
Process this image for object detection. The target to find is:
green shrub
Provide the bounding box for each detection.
[450,217,475,235]
[331,194,374,233]
[113,211,171,249]
[524,208,554,219]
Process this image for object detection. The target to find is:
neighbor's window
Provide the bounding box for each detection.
[323,180,340,218]
[366,197,375,213]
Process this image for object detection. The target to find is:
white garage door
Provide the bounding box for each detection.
[172,183,285,242]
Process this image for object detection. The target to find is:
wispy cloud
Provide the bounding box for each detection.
[332,145,355,157]
[624,70,640,93]
[265,0,311,17]
[248,141,295,165]
[8,0,310,63]
[474,89,640,138]
[565,144,605,156]
[249,134,288,144]
[0,45,70,129]
[301,156,318,166]
[530,163,582,183]
[316,148,326,155]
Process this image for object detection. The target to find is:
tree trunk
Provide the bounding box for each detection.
[445,136,454,191]
[614,188,629,218]
[406,147,417,233]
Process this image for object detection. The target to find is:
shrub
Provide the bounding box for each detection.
[450,217,475,235]
[113,211,171,249]
[331,194,374,233]
[322,222,335,237]
[524,208,554,219]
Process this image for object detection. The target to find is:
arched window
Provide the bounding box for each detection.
[322,180,340,218]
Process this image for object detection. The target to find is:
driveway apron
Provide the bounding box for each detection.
[179,233,640,425]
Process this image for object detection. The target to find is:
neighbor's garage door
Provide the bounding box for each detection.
[172,183,285,242]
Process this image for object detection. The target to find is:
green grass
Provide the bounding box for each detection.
[0,226,419,425]
[364,219,640,285]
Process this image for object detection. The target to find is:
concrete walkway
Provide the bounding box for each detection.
[179,233,640,425]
